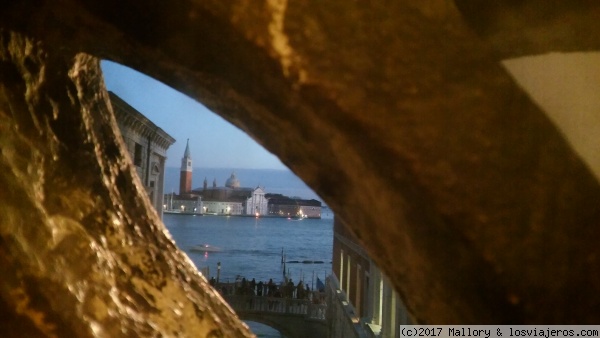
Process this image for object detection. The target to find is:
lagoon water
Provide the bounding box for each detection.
[164,213,334,337]
[164,213,333,286]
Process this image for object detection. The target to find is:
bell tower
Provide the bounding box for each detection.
[179,139,192,195]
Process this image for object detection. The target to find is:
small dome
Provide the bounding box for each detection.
[225,172,240,188]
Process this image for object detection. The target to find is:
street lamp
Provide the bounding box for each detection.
[217,262,221,284]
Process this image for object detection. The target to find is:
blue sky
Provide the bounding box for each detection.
[101,60,288,170]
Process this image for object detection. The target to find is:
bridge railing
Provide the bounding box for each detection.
[223,295,327,321]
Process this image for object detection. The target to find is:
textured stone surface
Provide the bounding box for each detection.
[1,0,600,334]
[454,0,600,58]
[0,32,251,337]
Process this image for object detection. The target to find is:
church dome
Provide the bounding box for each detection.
[225,172,241,188]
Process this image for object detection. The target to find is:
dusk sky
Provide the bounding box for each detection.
[101,60,288,170]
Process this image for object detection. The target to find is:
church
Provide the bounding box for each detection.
[192,173,268,216]
[166,140,324,218]
[165,142,268,216]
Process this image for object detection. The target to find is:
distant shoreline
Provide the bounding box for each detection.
[163,212,325,219]
[163,167,323,202]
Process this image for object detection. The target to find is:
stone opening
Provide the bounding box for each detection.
[2,2,600,336]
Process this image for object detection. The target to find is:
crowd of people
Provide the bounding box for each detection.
[209,276,326,303]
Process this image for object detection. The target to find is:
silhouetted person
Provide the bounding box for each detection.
[268,278,276,296]
[257,281,264,296]
[236,278,248,295]
[296,280,304,299]
[287,279,295,298]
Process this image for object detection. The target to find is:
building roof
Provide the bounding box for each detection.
[265,194,322,206]
[183,139,191,158]
[225,172,240,188]
[166,194,201,201]
[202,196,249,203]
[109,91,176,149]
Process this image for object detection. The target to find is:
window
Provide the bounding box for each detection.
[340,249,344,290]
[346,255,351,301]
[134,143,143,166]
[356,264,362,315]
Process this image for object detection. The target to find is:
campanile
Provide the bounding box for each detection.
[179,139,192,195]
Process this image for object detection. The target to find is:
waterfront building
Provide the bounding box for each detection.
[328,217,412,337]
[266,194,322,219]
[192,172,268,216]
[164,193,202,214]
[110,91,175,220]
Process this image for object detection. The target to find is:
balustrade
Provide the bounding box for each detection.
[224,295,327,321]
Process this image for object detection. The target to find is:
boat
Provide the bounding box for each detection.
[189,244,222,253]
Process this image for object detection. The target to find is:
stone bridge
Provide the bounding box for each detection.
[224,295,327,338]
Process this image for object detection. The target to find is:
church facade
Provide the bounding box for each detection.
[111,91,175,220]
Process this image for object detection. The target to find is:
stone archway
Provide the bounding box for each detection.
[2,1,600,336]
[240,316,326,338]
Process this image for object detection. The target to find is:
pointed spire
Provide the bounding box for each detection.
[180,138,192,172]
[183,138,191,158]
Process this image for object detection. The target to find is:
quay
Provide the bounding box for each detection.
[210,278,328,338]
